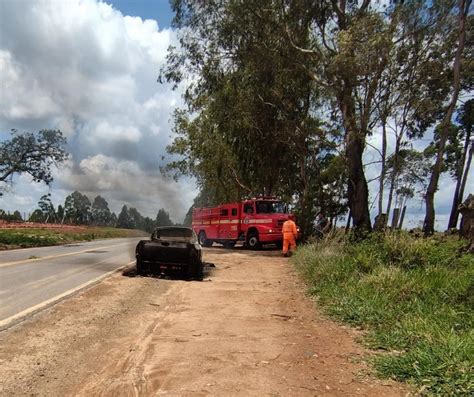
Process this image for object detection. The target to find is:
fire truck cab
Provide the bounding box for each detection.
[192,197,298,249]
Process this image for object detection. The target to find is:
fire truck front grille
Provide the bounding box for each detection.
[277,220,284,228]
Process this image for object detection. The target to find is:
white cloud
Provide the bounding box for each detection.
[0,50,60,120]
[0,0,193,222]
[90,121,142,144]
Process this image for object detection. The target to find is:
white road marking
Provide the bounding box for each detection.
[0,242,132,268]
[0,260,135,331]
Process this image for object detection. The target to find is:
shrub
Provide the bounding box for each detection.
[293,232,474,395]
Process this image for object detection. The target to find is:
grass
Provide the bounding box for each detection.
[293,232,474,396]
[0,226,146,250]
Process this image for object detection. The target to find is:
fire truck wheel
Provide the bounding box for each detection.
[246,231,260,250]
[198,231,212,247]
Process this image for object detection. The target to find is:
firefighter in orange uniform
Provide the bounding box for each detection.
[282,218,297,257]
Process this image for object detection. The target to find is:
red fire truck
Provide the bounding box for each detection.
[192,197,299,249]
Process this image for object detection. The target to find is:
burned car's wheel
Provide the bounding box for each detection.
[136,258,146,275]
[194,261,204,281]
[198,231,212,247]
[187,260,203,281]
[246,231,260,250]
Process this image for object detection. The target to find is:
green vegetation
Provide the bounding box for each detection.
[0,227,145,250]
[162,0,473,236]
[0,129,68,193]
[294,233,474,395]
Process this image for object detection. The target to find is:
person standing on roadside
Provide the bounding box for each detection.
[282,218,298,257]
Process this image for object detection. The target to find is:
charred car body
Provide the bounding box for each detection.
[135,226,203,280]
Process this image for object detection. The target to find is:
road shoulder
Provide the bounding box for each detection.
[0,249,409,396]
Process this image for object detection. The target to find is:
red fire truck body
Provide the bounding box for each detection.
[192,198,299,249]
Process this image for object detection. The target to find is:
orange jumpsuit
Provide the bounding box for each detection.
[282,219,297,255]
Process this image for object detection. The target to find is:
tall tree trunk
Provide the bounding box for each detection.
[424,0,470,236]
[298,154,311,237]
[459,140,473,202]
[345,209,352,233]
[448,129,472,228]
[398,204,407,230]
[330,1,372,236]
[339,84,372,235]
[386,133,402,221]
[346,132,372,234]
[378,118,388,216]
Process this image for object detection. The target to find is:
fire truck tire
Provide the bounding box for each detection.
[246,231,260,250]
[198,231,212,247]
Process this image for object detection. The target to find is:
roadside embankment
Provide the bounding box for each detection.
[293,232,473,395]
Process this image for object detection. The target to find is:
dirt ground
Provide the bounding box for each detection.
[0,247,410,396]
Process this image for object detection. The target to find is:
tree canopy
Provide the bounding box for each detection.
[161,0,473,235]
[0,129,68,194]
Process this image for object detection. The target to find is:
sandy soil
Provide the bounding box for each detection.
[0,247,410,396]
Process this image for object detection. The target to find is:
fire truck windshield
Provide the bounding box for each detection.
[256,201,286,214]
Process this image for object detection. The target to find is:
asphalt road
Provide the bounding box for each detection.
[0,238,141,329]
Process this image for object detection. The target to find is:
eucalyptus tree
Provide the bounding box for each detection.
[57,205,65,224]
[117,205,133,229]
[161,0,466,236]
[91,195,113,226]
[447,100,473,228]
[156,208,174,227]
[373,1,455,221]
[263,0,401,232]
[161,0,333,226]
[162,108,245,204]
[129,207,145,230]
[424,0,472,235]
[182,190,218,226]
[313,1,395,233]
[29,209,44,223]
[38,193,56,223]
[302,0,463,233]
[64,191,91,225]
[385,148,431,224]
[1,210,23,221]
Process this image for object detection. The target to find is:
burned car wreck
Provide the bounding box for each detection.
[135,226,203,280]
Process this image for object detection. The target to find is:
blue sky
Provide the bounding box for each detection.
[108,0,174,28]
